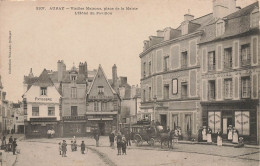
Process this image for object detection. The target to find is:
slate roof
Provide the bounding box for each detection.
[199,2,259,44]
[33,69,54,87]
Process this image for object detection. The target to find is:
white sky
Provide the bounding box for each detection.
[0,0,257,102]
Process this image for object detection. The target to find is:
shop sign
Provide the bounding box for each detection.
[35,97,52,102]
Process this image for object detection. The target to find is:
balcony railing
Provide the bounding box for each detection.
[241,59,251,66]
[208,64,216,71]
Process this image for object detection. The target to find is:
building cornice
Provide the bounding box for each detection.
[139,31,203,58]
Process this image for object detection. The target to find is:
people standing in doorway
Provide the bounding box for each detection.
[216,129,223,146]
[227,125,233,141]
[173,128,179,144]
[47,129,51,139]
[62,140,67,157]
[202,126,207,142]
[81,141,85,154]
[198,126,203,142]
[207,126,212,144]
[177,127,182,140]
[232,127,239,144]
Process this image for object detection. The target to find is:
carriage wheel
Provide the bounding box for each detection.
[134,134,142,146]
[148,138,155,146]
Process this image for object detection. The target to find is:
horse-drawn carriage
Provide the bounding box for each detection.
[132,121,173,148]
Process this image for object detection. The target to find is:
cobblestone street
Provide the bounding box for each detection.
[12,136,259,166]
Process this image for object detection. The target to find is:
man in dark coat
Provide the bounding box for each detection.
[126,131,131,146]
[80,141,85,154]
[8,136,13,151]
[93,129,100,147]
[109,132,115,147]
[198,127,203,142]
[12,138,17,155]
[62,140,67,157]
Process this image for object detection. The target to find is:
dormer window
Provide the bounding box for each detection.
[216,20,225,37]
[40,87,47,96]
[71,75,77,81]
[251,8,259,28]
[98,86,104,95]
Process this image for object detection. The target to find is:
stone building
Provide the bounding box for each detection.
[199,1,259,144]
[23,69,61,138]
[139,0,259,142]
[139,11,212,140]
[86,65,120,135]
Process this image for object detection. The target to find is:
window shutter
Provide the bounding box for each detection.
[202,48,207,73]
[189,40,197,66]
[189,69,197,97]
[233,41,239,69]
[216,45,223,71]
[202,79,207,101]
[216,78,222,100]
[251,36,258,66]
[171,45,180,69]
[156,76,163,99]
[251,73,258,99]
[156,50,163,72]
[233,76,240,100]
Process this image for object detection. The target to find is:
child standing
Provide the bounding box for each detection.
[59,142,62,155]
[81,141,85,154]
[122,137,127,155]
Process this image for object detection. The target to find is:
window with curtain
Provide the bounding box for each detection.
[235,111,250,135]
[172,114,178,129]
[185,114,192,132]
[208,111,221,133]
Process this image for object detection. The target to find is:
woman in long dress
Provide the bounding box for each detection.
[227,125,233,141]
[232,128,239,144]
[207,126,212,143]
[216,129,222,146]
[202,126,207,142]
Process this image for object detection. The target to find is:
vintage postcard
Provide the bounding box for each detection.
[0,0,259,165]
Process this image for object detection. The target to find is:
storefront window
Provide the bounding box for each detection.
[235,111,250,135]
[208,111,221,133]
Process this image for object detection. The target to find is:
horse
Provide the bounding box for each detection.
[159,130,174,149]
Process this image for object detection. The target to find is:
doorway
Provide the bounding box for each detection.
[160,114,167,129]
[223,117,233,134]
[98,123,105,135]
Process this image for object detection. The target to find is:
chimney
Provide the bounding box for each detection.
[28,68,34,77]
[84,62,88,78]
[143,40,150,51]
[120,77,127,85]
[213,0,237,18]
[184,9,194,21]
[79,62,84,74]
[112,64,118,90]
[156,30,164,37]
[2,92,6,100]
[57,60,66,82]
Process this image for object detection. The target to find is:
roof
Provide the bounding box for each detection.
[33,69,54,87]
[87,65,117,95]
[199,2,259,44]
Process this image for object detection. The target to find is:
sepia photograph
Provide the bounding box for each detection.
[0,0,259,165]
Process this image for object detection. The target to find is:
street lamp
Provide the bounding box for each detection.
[153,95,157,123]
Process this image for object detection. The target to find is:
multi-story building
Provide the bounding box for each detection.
[139,11,212,140]
[56,61,88,137]
[0,76,3,134]
[199,1,259,144]
[23,69,61,138]
[86,65,121,135]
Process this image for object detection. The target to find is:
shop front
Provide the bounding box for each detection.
[201,100,258,144]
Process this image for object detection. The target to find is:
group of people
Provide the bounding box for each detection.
[47,129,55,139]
[59,136,86,157]
[108,131,129,155]
[198,125,241,146]
[1,135,18,155]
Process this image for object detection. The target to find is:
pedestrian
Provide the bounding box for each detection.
[235,137,244,148]
[173,128,179,144]
[232,127,239,144]
[227,125,233,141]
[12,138,17,155]
[93,129,100,147]
[216,129,222,146]
[207,126,212,144]
[122,137,127,155]
[81,141,85,154]
[74,141,77,151]
[71,141,74,151]
[72,136,76,143]
[62,140,67,157]
[202,126,207,142]
[47,129,51,139]
[50,129,55,138]
[58,142,62,155]
[8,136,13,151]
[117,138,122,155]
[109,132,115,148]
[1,135,6,150]
[177,127,182,140]
[198,126,203,142]
[126,131,131,146]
